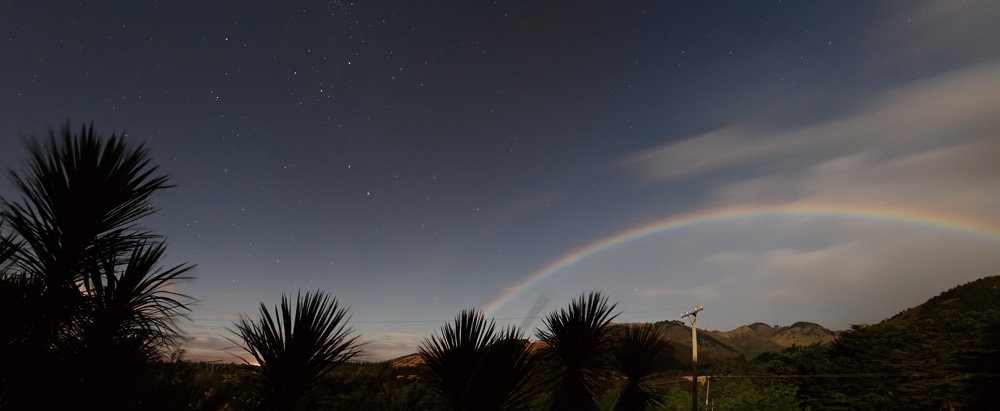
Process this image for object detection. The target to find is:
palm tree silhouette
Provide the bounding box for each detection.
[610,323,677,411]
[419,309,540,411]
[75,241,193,359]
[3,123,169,290]
[536,292,620,411]
[233,290,361,410]
[0,123,191,409]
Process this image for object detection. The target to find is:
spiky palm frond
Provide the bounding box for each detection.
[1,122,169,289]
[420,309,496,411]
[234,291,361,410]
[55,241,194,409]
[75,241,193,361]
[536,292,619,411]
[0,124,187,409]
[487,326,543,411]
[419,310,540,411]
[611,323,676,411]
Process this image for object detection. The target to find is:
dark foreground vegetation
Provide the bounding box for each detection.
[1,124,998,410]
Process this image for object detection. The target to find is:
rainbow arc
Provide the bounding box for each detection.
[483,202,1000,316]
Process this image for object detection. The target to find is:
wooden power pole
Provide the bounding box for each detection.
[682,306,704,411]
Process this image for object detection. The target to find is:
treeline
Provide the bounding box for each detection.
[741,302,1000,409]
[709,276,1000,410]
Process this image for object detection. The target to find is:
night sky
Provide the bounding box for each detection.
[2,2,999,361]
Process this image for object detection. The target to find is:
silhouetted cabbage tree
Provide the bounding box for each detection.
[3,123,168,291]
[0,123,192,409]
[0,124,179,348]
[419,309,540,411]
[536,292,620,411]
[610,323,677,411]
[74,241,192,362]
[234,291,361,410]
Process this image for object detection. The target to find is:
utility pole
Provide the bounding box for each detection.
[682,306,704,411]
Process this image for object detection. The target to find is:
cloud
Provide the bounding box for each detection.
[711,72,1000,224]
[663,218,1000,329]
[755,229,998,318]
[636,286,717,300]
[178,331,427,363]
[876,2,1000,67]
[622,62,1000,192]
[357,332,425,361]
[373,332,424,342]
[614,59,1000,329]
[497,186,567,220]
[619,61,1000,225]
[636,287,676,297]
[703,252,756,270]
[686,286,719,300]
[618,124,817,181]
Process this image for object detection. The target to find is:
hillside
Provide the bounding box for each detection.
[390,353,424,368]
[655,320,838,363]
[714,322,839,350]
[645,321,740,366]
[755,276,1000,409]
[887,275,1000,324]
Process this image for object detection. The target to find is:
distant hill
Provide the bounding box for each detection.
[763,276,1000,410]
[381,276,1000,370]
[887,275,1000,324]
[388,319,840,369]
[644,320,740,367]
[389,353,424,368]
[650,319,838,365]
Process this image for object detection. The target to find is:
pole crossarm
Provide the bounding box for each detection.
[681,306,703,319]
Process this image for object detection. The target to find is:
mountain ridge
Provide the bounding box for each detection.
[389,276,1000,369]
[390,320,839,368]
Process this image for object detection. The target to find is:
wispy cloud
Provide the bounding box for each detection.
[686,286,719,300]
[875,2,1000,67]
[616,59,1000,329]
[636,286,717,300]
[498,186,567,219]
[621,62,1000,219]
[636,287,676,297]
[622,62,1000,188]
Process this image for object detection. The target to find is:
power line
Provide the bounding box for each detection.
[704,372,987,379]
[186,307,680,325]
